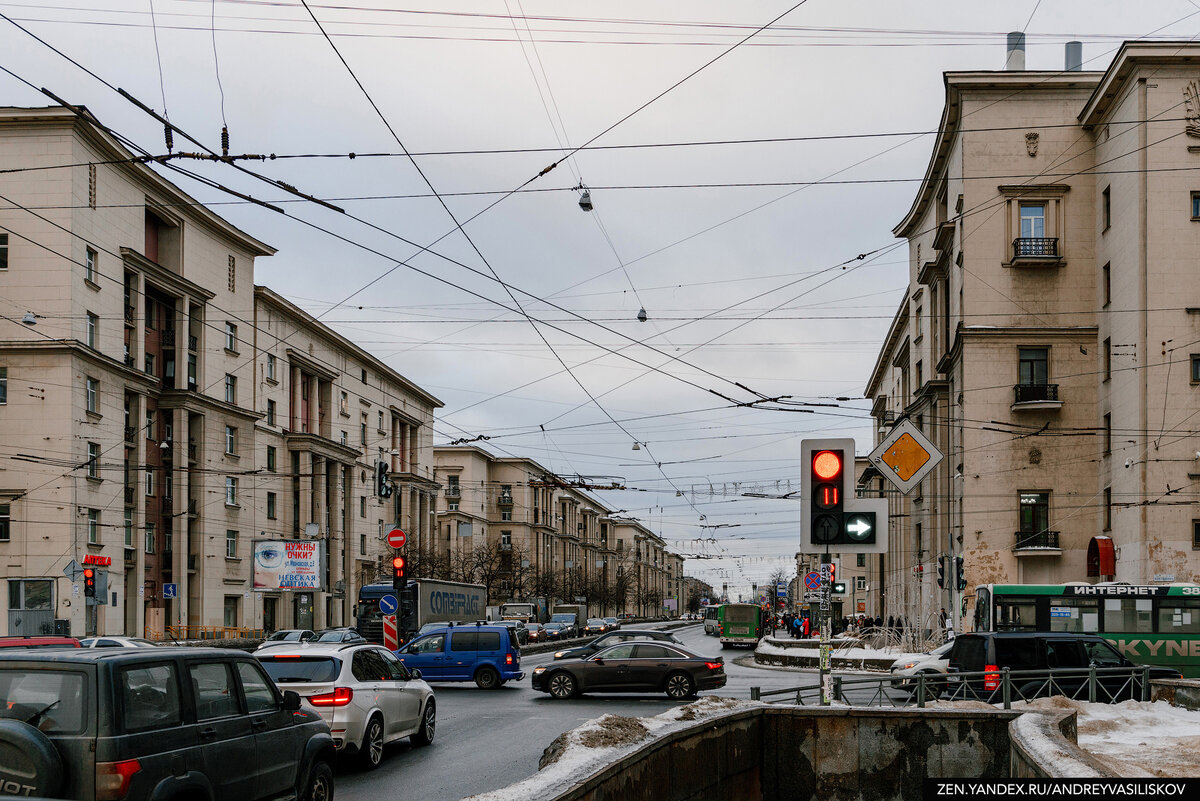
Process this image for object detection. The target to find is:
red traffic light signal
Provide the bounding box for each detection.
[83,567,96,598]
[391,555,407,592]
[812,450,842,480]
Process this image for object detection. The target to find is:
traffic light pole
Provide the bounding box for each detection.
[819,546,832,706]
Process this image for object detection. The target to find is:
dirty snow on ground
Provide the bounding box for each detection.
[461,697,761,801]
[929,696,1200,777]
[756,638,922,662]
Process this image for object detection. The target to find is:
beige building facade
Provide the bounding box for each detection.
[867,43,1200,634]
[0,106,440,638]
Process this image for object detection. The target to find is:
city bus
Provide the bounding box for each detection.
[716,603,764,648]
[973,583,1200,677]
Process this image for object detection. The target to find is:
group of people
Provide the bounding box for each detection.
[775,608,955,640]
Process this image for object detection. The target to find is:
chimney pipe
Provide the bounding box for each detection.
[1005,31,1026,71]
[1065,40,1082,72]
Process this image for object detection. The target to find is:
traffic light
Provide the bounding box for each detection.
[955,556,967,591]
[83,568,96,598]
[832,582,847,595]
[391,555,407,594]
[809,448,845,546]
[375,460,392,499]
[936,555,946,589]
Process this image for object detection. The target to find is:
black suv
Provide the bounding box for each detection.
[0,646,335,800]
[946,631,1181,701]
[553,629,681,661]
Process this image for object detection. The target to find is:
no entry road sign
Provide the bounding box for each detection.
[386,528,407,549]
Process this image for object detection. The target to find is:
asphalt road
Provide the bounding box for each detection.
[335,623,851,801]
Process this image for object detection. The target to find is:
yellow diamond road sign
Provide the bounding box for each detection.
[868,418,944,495]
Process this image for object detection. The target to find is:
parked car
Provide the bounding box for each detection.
[946,631,1182,701]
[0,646,335,800]
[78,636,159,648]
[255,629,317,651]
[542,622,568,641]
[889,641,953,693]
[553,629,682,661]
[583,618,608,636]
[395,623,524,689]
[603,617,621,631]
[494,619,529,645]
[532,642,726,700]
[257,641,435,769]
[526,623,547,643]
[0,635,80,649]
[312,627,367,644]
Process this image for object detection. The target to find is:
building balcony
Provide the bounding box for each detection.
[188,335,198,352]
[124,305,135,325]
[1012,383,1062,411]
[124,425,136,443]
[123,354,135,369]
[162,329,176,347]
[1010,237,1062,265]
[187,442,197,460]
[124,547,136,564]
[1014,530,1061,553]
[497,493,514,506]
[445,486,461,499]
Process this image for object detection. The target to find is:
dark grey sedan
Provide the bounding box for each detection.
[532,642,726,700]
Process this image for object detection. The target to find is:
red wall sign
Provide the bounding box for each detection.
[82,554,112,566]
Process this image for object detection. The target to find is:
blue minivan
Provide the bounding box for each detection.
[395,623,523,689]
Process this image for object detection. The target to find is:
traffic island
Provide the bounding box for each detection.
[753,636,908,672]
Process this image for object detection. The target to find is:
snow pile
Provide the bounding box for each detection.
[757,639,921,663]
[464,697,761,801]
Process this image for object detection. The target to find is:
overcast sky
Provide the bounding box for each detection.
[3,1,1196,599]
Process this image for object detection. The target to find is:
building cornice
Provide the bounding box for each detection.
[865,296,910,397]
[1080,42,1200,128]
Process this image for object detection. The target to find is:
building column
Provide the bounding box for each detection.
[290,365,301,431]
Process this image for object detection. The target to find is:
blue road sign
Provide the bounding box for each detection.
[379,594,398,615]
[163,583,177,599]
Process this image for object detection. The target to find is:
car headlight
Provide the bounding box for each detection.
[903,662,918,670]
[553,652,565,659]
[533,667,546,674]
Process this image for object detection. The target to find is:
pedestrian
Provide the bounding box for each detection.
[888,614,895,631]
[801,615,811,638]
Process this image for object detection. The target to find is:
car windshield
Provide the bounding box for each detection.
[269,631,303,642]
[0,669,86,733]
[588,619,605,626]
[257,656,341,683]
[931,642,954,657]
[604,618,618,624]
[313,631,348,642]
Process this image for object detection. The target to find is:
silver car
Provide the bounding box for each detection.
[257,642,436,769]
[888,640,953,693]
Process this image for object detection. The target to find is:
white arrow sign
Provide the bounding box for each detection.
[847,519,872,537]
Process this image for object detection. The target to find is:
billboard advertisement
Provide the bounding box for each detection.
[253,540,325,591]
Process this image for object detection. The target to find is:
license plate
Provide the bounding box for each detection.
[730,626,749,635]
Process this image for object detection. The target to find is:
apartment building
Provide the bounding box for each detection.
[0,106,440,637]
[866,41,1200,633]
[432,446,678,617]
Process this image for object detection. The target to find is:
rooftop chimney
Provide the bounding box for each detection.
[1005,31,1026,70]
[1065,40,1082,72]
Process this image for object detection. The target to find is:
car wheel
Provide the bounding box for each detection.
[303,760,334,801]
[410,700,436,747]
[475,666,500,689]
[360,715,385,770]
[665,672,695,700]
[548,671,577,699]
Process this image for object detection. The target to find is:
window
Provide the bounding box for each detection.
[266,445,276,472]
[1102,186,1111,231]
[0,367,6,404]
[1018,491,1050,534]
[1018,348,1048,385]
[85,377,98,413]
[1102,262,1111,307]
[1193,192,1200,220]
[145,468,155,497]
[191,661,239,720]
[1158,599,1200,634]
[915,306,923,339]
[1018,203,1046,239]
[163,525,172,554]
[915,360,923,387]
[359,496,366,518]
[121,664,181,732]
[223,596,240,628]
[1104,487,1112,531]
[226,530,238,558]
[359,532,366,556]
[360,419,367,446]
[361,368,367,384]
[501,530,512,547]
[501,510,512,522]
[855,576,866,592]
[237,662,278,714]
[1193,520,1200,550]
[85,247,97,284]
[857,553,866,567]
[378,410,385,431]
[224,374,236,404]
[87,442,100,479]
[1192,355,1200,384]
[225,477,238,506]
[339,391,348,415]
[0,233,7,270]
[266,353,276,382]
[0,502,10,542]
[86,312,97,349]
[225,425,237,455]
[124,509,132,547]
[266,492,277,520]
[143,521,155,554]
[87,509,100,544]
[1104,338,1112,381]
[266,399,276,427]
[224,322,237,352]
[340,431,347,446]
[1103,413,1112,455]
[144,352,155,377]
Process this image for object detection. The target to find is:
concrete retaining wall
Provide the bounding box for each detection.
[1150,678,1200,711]
[1008,710,1152,779]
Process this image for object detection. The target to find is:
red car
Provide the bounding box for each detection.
[0,635,81,649]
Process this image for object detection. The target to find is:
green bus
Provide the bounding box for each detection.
[717,603,764,648]
[973,583,1200,677]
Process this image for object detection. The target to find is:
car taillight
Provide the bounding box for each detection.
[505,653,514,665]
[704,662,723,671]
[309,687,354,707]
[96,758,141,800]
[983,665,999,691]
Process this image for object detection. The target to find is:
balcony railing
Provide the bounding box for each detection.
[161,330,176,347]
[187,442,197,460]
[445,486,461,499]
[498,493,514,506]
[123,354,135,368]
[1012,237,1059,260]
[188,335,198,351]
[124,305,135,324]
[1014,530,1060,550]
[1014,383,1059,404]
[124,425,136,443]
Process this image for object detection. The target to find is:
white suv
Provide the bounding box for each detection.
[257,642,436,769]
